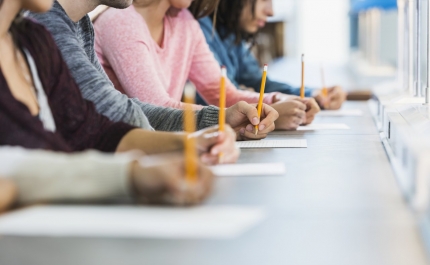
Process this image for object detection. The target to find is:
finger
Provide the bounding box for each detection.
[294,109,306,119]
[294,100,307,111]
[196,130,221,153]
[242,130,268,140]
[259,122,275,135]
[0,179,16,212]
[209,131,227,156]
[305,114,315,124]
[182,165,215,205]
[306,100,320,114]
[294,117,303,126]
[235,101,260,126]
[211,130,237,157]
[220,146,241,164]
[200,153,219,165]
[259,104,279,128]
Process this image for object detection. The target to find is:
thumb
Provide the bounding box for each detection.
[236,101,260,126]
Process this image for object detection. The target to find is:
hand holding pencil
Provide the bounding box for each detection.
[255,64,268,135]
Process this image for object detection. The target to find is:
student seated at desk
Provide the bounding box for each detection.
[0,179,15,213]
[0,0,241,165]
[197,0,347,110]
[0,147,213,206]
[30,0,278,141]
[92,0,319,129]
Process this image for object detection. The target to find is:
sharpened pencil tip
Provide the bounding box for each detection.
[301,54,304,62]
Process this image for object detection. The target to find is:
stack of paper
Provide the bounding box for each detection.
[297,123,350,131]
[236,139,307,148]
[0,206,266,239]
[318,109,364,117]
[211,163,286,177]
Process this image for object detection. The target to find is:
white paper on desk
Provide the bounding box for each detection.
[318,109,364,117]
[0,206,266,239]
[236,139,307,148]
[211,163,286,177]
[297,123,350,131]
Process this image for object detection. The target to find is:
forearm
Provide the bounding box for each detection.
[141,102,219,132]
[0,147,134,205]
[116,129,185,155]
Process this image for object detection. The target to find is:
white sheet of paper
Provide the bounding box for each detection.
[318,109,364,117]
[211,163,286,177]
[236,139,307,148]
[0,206,266,239]
[297,123,350,131]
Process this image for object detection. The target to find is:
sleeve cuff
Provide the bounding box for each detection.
[197,105,219,130]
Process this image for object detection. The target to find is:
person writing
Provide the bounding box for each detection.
[31,0,280,139]
[198,0,347,110]
[92,0,319,129]
[0,0,217,205]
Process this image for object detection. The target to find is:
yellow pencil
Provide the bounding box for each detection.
[300,54,305,99]
[255,64,268,135]
[219,66,227,162]
[183,83,198,184]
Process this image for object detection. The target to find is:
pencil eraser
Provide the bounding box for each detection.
[221,66,227,77]
[184,83,196,98]
[263,64,268,71]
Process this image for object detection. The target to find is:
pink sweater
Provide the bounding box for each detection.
[94,6,277,110]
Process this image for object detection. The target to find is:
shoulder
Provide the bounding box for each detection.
[171,9,200,29]
[19,18,57,47]
[198,16,212,31]
[94,5,146,42]
[29,2,75,33]
[95,6,141,29]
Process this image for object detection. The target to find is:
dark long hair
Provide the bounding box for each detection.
[207,0,257,45]
[188,0,220,19]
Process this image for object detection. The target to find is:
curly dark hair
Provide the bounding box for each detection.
[203,0,257,45]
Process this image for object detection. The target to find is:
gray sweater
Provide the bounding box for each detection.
[30,1,219,132]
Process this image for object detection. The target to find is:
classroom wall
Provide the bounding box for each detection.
[296,0,350,64]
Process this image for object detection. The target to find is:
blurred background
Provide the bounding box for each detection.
[255,0,399,91]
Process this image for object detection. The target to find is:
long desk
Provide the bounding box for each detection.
[0,102,428,265]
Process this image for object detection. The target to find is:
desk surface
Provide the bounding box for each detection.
[0,102,428,265]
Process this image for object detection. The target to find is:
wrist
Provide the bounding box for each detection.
[128,161,141,196]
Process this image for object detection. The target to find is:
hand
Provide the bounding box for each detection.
[130,155,215,206]
[270,100,306,130]
[0,179,16,213]
[272,93,299,103]
[314,86,347,110]
[294,97,320,125]
[190,126,240,165]
[225,101,279,141]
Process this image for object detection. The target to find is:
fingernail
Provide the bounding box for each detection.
[259,124,266,131]
[252,117,259,125]
[240,128,245,135]
[246,124,253,132]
